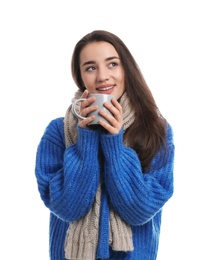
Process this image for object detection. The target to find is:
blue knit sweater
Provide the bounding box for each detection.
[35,117,174,260]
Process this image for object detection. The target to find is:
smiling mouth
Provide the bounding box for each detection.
[96,86,114,91]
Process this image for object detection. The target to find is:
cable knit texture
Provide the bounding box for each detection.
[35,91,174,260]
[64,91,134,259]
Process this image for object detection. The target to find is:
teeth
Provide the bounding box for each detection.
[100,86,113,91]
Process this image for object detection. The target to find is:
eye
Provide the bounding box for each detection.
[109,62,118,68]
[86,66,96,71]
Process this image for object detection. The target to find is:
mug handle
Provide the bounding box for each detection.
[72,98,87,120]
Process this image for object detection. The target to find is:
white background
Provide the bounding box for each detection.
[0,0,209,259]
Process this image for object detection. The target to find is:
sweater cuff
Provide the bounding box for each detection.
[100,128,124,157]
[75,125,100,153]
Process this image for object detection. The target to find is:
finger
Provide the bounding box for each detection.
[103,103,123,125]
[98,119,121,134]
[98,108,123,133]
[104,99,122,116]
[80,96,96,110]
[81,89,89,98]
[81,104,98,118]
[78,115,96,128]
[111,98,122,110]
[80,95,98,119]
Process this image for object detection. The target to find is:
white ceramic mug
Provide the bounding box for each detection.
[72,93,116,125]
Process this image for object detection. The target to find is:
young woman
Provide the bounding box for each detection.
[35,30,174,260]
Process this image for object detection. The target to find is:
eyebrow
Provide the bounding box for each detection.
[82,56,120,67]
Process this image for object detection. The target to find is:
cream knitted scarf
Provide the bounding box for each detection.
[64,91,135,260]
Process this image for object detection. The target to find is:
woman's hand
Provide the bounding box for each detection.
[78,90,98,128]
[98,98,123,134]
[78,90,123,133]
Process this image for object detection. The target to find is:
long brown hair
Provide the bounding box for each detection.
[71,30,168,172]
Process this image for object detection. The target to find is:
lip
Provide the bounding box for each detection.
[96,84,115,94]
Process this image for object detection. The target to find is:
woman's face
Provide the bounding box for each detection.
[79,41,125,99]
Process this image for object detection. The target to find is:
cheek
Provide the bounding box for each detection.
[117,68,125,81]
[81,74,90,86]
[118,70,125,87]
[81,74,95,90]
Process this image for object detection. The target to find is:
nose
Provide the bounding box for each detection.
[97,66,109,82]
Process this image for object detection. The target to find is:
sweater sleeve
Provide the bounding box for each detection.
[100,124,174,226]
[35,118,100,222]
